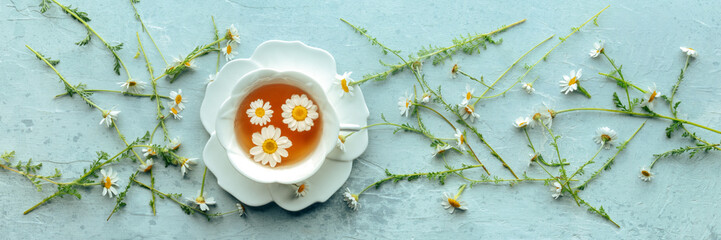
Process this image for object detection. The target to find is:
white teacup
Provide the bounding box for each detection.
[215,69,355,184]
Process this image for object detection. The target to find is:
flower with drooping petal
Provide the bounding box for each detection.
[639,167,654,182]
[420,92,432,103]
[179,157,197,176]
[454,129,466,151]
[513,116,530,128]
[335,72,354,97]
[138,159,154,173]
[168,102,183,120]
[169,89,187,110]
[639,83,661,111]
[551,181,562,199]
[293,182,309,197]
[589,41,604,58]
[398,93,413,117]
[187,191,216,211]
[249,125,292,167]
[529,104,554,129]
[246,99,273,126]
[281,94,319,132]
[343,188,359,211]
[680,47,697,57]
[336,134,347,152]
[168,137,181,151]
[222,42,239,61]
[100,168,119,198]
[461,84,474,105]
[225,24,240,43]
[441,192,467,214]
[560,69,582,94]
[459,104,480,122]
[521,82,535,94]
[118,79,147,94]
[99,108,120,128]
[432,143,452,157]
[593,127,618,149]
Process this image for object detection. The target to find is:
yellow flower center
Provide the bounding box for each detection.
[451,64,458,74]
[262,139,278,154]
[128,81,137,87]
[184,61,191,67]
[175,94,183,105]
[464,105,474,114]
[195,196,206,204]
[104,176,112,189]
[171,107,179,115]
[601,134,612,142]
[352,194,359,201]
[297,184,305,193]
[641,170,651,177]
[533,113,542,120]
[226,45,233,54]
[338,135,346,144]
[172,143,180,150]
[648,91,657,103]
[142,164,153,172]
[255,107,265,117]
[226,29,234,39]
[292,106,308,121]
[459,134,465,145]
[519,121,528,127]
[688,47,695,51]
[465,92,472,100]
[447,198,461,208]
[568,76,578,86]
[341,79,350,93]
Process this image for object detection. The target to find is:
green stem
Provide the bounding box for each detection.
[577,121,646,190]
[457,70,493,89]
[649,143,719,169]
[199,167,208,197]
[357,164,482,196]
[555,108,721,135]
[212,16,221,72]
[55,89,171,99]
[600,51,646,94]
[454,184,467,199]
[565,145,604,185]
[131,177,218,217]
[113,123,145,164]
[130,0,167,66]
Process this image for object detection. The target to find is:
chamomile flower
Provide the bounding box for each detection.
[450,64,459,78]
[551,181,562,199]
[593,127,618,149]
[168,102,183,120]
[138,159,154,173]
[560,69,582,94]
[459,104,480,122]
[589,41,604,58]
[398,93,413,117]
[454,129,466,151]
[529,104,554,129]
[432,143,452,157]
[639,83,661,111]
[680,47,698,57]
[441,192,467,214]
[411,61,423,72]
[100,168,119,198]
[513,116,530,128]
[343,187,359,211]
[420,92,432,103]
[293,182,309,197]
[461,84,474,105]
[99,108,120,128]
[206,73,216,84]
[639,167,654,182]
[236,203,246,217]
[222,42,238,61]
[225,24,240,43]
[336,134,347,152]
[179,157,197,176]
[118,79,147,94]
[172,55,196,69]
[335,72,354,97]
[187,191,216,211]
[246,99,273,126]
[168,137,181,151]
[281,94,319,132]
[521,82,535,94]
[528,153,540,166]
[142,147,157,158]
[169,89,187,110]
[249,125,292,167]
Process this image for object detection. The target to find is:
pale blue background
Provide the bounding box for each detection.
[2,1,721,239]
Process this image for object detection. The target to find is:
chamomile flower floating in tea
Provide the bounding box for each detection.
[249,125,292,167]
[459,104,480,123]
[225,24,240,44]
[335,72,354,97]
[188,191,216,211]
[593,127,618,149]
[169,89,187,110]
[461,84,474,106]
[99,108,120,128]
[222,42,239,61]
[397,93,413,117]
[100,168,119,198]
[118,79,146,94]
[513,117,530,128]
[245,99,273,126]
[560,69,582,94]
[441,192,467,214]
[343,188,359,211]
[680,46,698,57]
[281,94,319,132]
[551,181,562,199]
[293,182,309,197]
[589,41,604,58]
[138,159,153,173]
[640,83,661,111]
[639,167,654,182]
[179,157,197,176]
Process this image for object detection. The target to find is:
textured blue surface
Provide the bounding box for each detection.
[2,1,721,239]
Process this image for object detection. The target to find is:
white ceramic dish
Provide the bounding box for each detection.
[200,40,370,211]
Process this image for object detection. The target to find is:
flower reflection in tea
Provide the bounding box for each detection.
[235,83,323,167]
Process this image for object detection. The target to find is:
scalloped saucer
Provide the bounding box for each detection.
[200,40,369,211]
